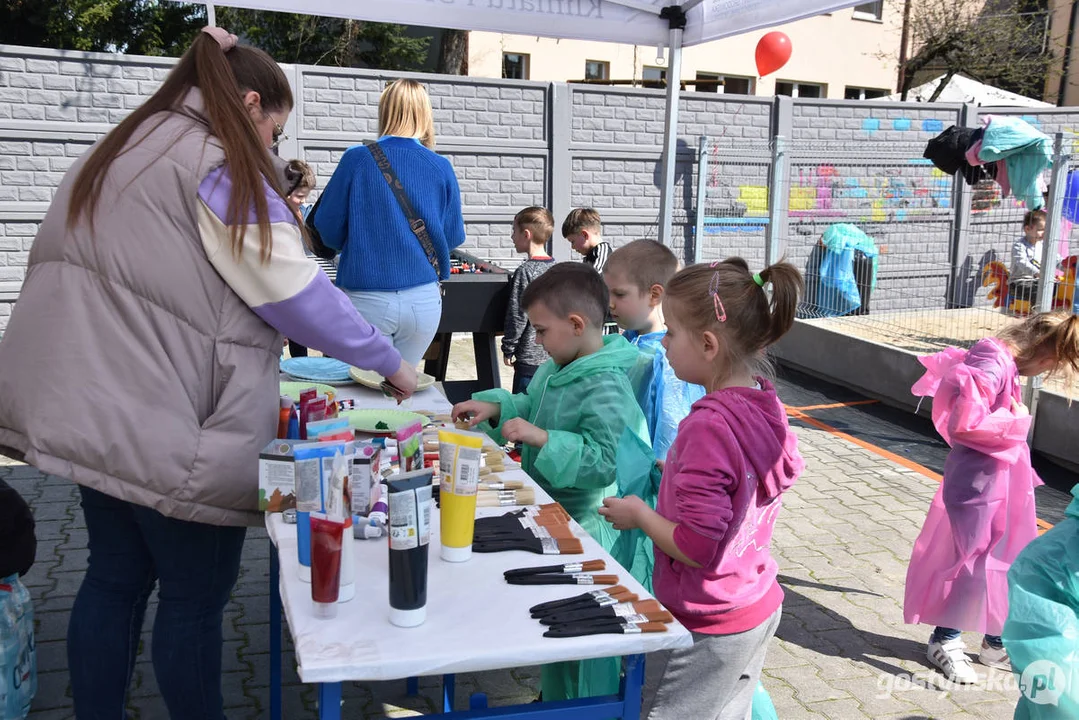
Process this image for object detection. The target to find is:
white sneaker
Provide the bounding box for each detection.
[978,641,1012,671]
[927,637,980,684]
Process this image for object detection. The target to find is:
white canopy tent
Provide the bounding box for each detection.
[886,74,1053,108]
[204,0,865,245]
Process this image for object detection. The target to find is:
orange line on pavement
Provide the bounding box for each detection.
[789,400,881,412]
[785,406,1055,534]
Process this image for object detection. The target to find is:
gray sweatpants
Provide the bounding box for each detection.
[646,607,781,720]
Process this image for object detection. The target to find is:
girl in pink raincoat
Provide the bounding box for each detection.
[905,311,1079,684]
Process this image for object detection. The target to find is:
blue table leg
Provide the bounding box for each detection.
[407,676,419,696]
[622,654,645,720]
[318,682,342,720]
[270,543,282,720]
[443,673,456,712]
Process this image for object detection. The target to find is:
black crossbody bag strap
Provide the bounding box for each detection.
[365,140,443,280]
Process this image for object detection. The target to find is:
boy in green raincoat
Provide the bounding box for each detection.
[452,261,653,704]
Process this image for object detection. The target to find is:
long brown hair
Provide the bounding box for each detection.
[66,31,293,261]
[998,311,1079,393]
[665,257,804,383]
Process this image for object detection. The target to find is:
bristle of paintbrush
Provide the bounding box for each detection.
[476,488,535,507]
[590,575,619,585]
[555,538,583,554]
[629,599,662,614]
[581,559,605,572]
[637,622,668,633]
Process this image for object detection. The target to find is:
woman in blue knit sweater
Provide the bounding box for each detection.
[314,79,466,366]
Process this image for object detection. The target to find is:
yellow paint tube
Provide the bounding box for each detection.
[438,428,484,562]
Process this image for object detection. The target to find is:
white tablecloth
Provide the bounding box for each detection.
[268,382,692,684]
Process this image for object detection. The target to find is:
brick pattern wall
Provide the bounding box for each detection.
[4,43,1071,330]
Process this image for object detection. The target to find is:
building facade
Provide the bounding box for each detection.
[468,2,903,99]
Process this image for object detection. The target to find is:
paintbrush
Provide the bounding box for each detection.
[538,601,674,626]
[503,560,605,578]
[475,524,578,543]
[472,536,583,555]
[543,621,668,638]
[506,573,619,586]
[529,586,638,616]
[478,479,524,491]
[476,488,535,507]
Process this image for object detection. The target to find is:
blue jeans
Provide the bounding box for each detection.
[345,283,443,367]
[512,363,539,395]
[932,626,1003,649]
[68,486,247,719]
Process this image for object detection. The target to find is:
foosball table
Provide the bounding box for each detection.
[424,249,511,403]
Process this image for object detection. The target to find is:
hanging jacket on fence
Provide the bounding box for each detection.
[978,115,1052,210]
[817,223,879,316]
[924,125,995,186]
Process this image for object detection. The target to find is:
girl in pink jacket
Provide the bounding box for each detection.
[905,311,1079,684]
[601,257,804,720]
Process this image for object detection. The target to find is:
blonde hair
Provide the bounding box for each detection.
[665,257,804,385]
[998,311,1079,394]
[378,79,435,149]
[514,206,554,244]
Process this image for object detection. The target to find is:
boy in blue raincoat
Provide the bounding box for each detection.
[602,240,705,589]
[452,261,653,704]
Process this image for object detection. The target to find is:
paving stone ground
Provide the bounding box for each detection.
[8,336,1053,719]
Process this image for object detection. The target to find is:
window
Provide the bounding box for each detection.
[642,66,667,89]
[502,52,530,80]
[852,1,883,21]
[775,81,825,98]
[584,60,610,81]
[722,75,754,95]
[845,86,890,100]
[695,72,721,93]
[694,73,755,94]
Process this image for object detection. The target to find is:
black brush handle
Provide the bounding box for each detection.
[538,606,618,626]
[528,591,598,615]
[505,574,583,586]
[504,563,572,578]
[543,623,628,638]
[471,537,541,554]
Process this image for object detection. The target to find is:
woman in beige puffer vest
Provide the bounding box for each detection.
[0,27,418,718]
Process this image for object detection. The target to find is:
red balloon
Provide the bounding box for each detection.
[755,32,792,77]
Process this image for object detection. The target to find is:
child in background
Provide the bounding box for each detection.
[600,258,805,720]
[603,239,705,589]
[452,262,653,704]
[283,159,316,221]
[275,158,319,359]
[502,207,556,394]
[562,208,611,273]
[906,311,1079,684]
[1009,209,1048,310]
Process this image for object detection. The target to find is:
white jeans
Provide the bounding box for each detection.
[345,283,442,367]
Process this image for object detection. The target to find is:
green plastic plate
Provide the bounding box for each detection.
[342,408,431,435]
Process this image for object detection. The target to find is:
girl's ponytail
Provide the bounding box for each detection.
[758,261,803,346]
[1000,311,1079,395]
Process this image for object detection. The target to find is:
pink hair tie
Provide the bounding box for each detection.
[201,26,238,52]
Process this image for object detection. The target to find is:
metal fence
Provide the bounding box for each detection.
[695,134,1079,353]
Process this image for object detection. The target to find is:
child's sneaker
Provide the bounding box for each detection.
[978,640,1012,671]
[927,637,979,684]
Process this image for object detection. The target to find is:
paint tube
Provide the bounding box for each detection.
[309,511,344,618]
[386,468,434,627]
[325,449,354,603]
[298,395,327,440]
[278,397,293,439]
[437,429,484,563]
[395,420,425,472]
[293,440,352,583]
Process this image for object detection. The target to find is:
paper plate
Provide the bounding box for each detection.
[342,408,431,435]
[279,381,337,403]
[280,357,354,383]
[349,367,437,392]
